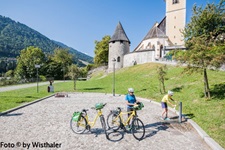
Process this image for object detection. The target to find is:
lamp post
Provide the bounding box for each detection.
[35,64,40,93]
[112,58,116,96]
[174,43,177,61]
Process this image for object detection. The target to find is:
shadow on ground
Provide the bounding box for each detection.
[1,113,23,117]
[210,83,225,100]
[81,88,104,91]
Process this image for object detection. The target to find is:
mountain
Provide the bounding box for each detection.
[53,41,93,65]
[0,15,93,65]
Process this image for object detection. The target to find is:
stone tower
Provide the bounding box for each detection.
[108,22,130,72]
[165,0,186,46]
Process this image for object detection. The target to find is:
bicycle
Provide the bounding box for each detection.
[107,102,145,140]
[70,103,108,139]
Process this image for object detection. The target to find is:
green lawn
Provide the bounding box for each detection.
[0,62,224,148]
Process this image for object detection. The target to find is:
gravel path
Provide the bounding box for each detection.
[0,81,64,92]
[0,93,211,150]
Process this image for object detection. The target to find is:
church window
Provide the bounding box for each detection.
[152,45,155,50]
[117,57,120,62]
[174,26,176,29]
[139,44,144,50]
[146,42,151,49]
[120,40,123,44]
[172,0,179,4]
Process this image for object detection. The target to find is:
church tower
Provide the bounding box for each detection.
[165,0,186,46]
[108,22,130,72]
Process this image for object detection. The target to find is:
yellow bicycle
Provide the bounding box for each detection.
[107,102,145,140]
[70,103,108,139]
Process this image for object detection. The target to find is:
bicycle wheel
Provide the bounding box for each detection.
[131,118,145,140]
[107,112,121,131]
[70,115,87,134]
[100,116,108,139]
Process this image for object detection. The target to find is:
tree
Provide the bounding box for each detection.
[175,0,225,98]
[44,48,73,80]
[94,35,111,65]
[15,46,45,81]
[67,64,80,90]
[157,65,168,94]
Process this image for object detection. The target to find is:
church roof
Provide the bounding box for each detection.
[109,22,131,44]
[157,16,166,34]
[143,22,167,40]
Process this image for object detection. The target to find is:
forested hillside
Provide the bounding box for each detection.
[53,41,93,65]
[0,15,93,72]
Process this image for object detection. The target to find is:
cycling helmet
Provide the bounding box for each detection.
[128,88,134,93]
[168,90,174,96]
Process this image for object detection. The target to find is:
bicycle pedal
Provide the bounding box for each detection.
[86,125,91,130]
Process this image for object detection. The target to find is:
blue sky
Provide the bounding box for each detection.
[0,0,221,57]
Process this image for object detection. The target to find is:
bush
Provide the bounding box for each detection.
[39,75,47,81]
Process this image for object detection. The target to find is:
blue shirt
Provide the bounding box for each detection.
[125,94,136,108]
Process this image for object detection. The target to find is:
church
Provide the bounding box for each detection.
[108,0,186,72]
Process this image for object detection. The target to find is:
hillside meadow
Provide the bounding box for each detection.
[0,62,224,148]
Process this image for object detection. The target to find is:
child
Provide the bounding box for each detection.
[161,90,176,120]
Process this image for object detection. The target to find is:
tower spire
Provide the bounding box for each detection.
[109,22,130,44]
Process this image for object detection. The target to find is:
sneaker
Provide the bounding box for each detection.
[126,125,131,131]
[164,117,170,121]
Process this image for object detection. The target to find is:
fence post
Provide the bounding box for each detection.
[179,102,182,123]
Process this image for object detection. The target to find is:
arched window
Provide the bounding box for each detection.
[173,0,179,4]
[146,42,151,49]
[138,44,144,50]
[152,45,155,50]
[117,56,120,62]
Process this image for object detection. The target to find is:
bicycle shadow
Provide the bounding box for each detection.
[82,121,172,141]
[106,129,124,142]
[143,122,169,139]
[80,127,124,142]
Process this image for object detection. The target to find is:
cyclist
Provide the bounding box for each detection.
[161,90,176,120]
[125,88,140,128]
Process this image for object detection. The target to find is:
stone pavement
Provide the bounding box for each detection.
[0,81,64,92]
[0,92,212,150]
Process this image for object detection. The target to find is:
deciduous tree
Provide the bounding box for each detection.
[67,64,80,90]
[15,46,45,81]
[175,0,225,98]
[45,48,73,80]
[94,35,111,65]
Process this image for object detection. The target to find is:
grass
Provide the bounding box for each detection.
[0,62,224,148]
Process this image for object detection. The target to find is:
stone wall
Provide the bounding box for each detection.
[108,41,130,72]
[123,50,155,67]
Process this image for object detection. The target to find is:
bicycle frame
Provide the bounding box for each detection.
[117,110,137,127]
[107,105,145,141]
[84,109,103,128]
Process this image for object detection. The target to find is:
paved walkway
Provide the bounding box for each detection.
[0,81,64,92]
[0,93,211,150]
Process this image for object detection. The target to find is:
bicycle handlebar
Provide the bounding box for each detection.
[82,109,89,112]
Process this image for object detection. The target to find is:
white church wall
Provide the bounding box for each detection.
[123,51,154,67]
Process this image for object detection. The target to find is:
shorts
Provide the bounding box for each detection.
[127,107,134,117]
[161,102,167,108]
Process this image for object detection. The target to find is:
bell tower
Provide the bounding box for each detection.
[108,22,130,72]
[165,0,186,46]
